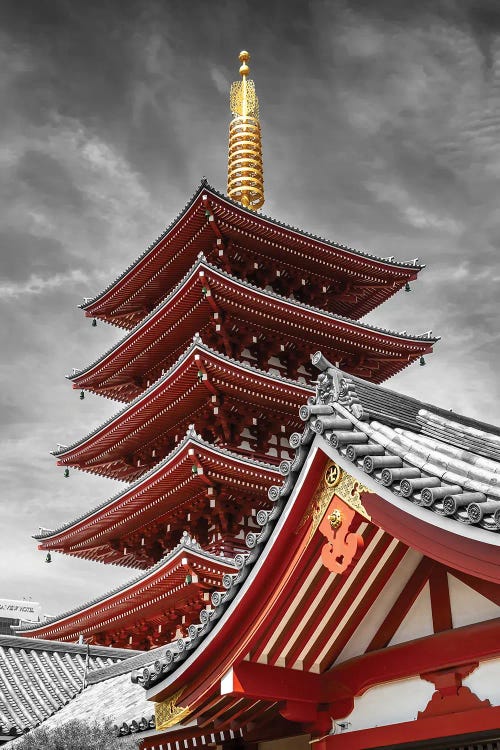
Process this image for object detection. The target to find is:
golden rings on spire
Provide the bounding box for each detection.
[227,51,264,211]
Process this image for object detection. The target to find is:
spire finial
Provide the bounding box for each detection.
[227,50,264,210]
[239,50,250,78]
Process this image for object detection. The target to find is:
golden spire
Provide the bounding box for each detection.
[227,51,264,210]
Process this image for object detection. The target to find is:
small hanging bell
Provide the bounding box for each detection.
[80,391,85,400]
[64,468,69,478]
[92,318,97,327]
[45,553,52,563]
[405,282,411,292]
[419,356,426,366]
[185,573,192,584]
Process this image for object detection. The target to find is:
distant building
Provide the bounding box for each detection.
[0,600,41,635]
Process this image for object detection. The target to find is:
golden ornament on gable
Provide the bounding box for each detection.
[328,508,343,530]
[324,463,342,488]
[300,461,371,540]
[155,689,191,731]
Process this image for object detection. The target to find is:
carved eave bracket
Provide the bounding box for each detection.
[418,663,490,719]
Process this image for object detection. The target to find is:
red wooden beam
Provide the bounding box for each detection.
[214,618,500,731]
[363,490,500,583]
[284,527,376,669]
[318,541,408,672]
[250,534,325,663]
[201,194,225,242]
[326,616,500,698]
[450,568,500,606]
[318,704,500,750]
[221,661,326,704]
[367,556,435,652]
[429,564,452,633]
[298,532,394,672]
[265,524,379,668]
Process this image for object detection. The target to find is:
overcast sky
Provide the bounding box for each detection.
[1,0,500,619]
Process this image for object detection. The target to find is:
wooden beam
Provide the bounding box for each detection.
[319,704,500,750]
[318,541,408,671]
[450,569,500,606]
[326,616,500,698]
[221,659,325,705]
[367,556,435,652]
[297,532,392,672]
[429,564,452,633]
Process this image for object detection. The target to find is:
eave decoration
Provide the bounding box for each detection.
[155,688,191,731]
[304,461,371,575]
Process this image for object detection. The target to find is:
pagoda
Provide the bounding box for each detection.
[19,51,437,650]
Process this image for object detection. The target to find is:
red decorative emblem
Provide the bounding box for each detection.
[318,498,364,575]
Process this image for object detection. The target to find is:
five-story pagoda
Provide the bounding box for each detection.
[18,52,437,650]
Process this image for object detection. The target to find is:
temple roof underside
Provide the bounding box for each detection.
[38,432,281,567]
[56,339,313,481]
[69,258,436,405]
[15,536,237,646]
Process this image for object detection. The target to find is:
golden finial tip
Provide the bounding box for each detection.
[239,50,250,77]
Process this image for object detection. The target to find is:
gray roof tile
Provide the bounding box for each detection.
[0,636,139,737]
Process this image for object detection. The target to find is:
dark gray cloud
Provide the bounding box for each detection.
[1,0,499,616]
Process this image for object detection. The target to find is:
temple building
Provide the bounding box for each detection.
[17,52,435,649]
[0,601,41,637]
[0,635,139,744]
[128,357,500,750]
[7,52,500,750]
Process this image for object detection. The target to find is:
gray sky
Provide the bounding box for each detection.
[1,0,500,618]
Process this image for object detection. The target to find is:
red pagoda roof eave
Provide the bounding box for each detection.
[69,325,313,401]
[69,258,438,395]
[38,433,281,547]
[80,182,206,315]
[207,186,425,274]
[17,541,237,639]
[55,340,312,465]
[81,181,425,321]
